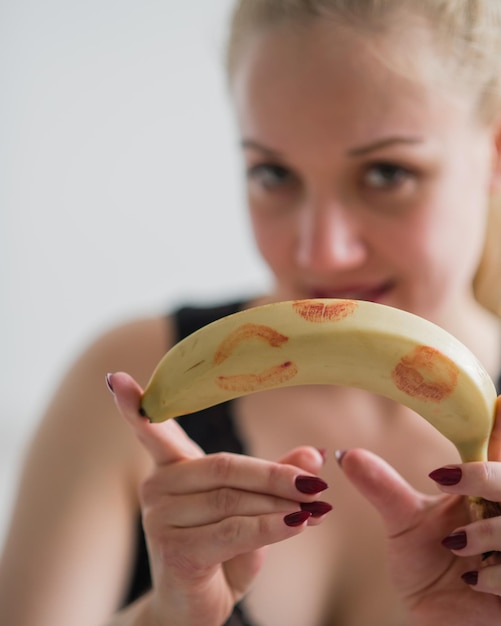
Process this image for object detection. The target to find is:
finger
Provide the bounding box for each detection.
[151,488,299,527]
[338,448,429,536]
[151,489,331,527]
[462,563,501,596]
[151,451,329,501]
[441,516,501,557]
[443,523,501,560]
[488,396,501,461]
[429,461,501,502]
[277,446,326,475]
[108,371,204,465]
[160,511,312,581]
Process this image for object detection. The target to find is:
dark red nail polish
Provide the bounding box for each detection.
[442,530,467,550]
[335,450,347,466]
[105,373,115,394]
[300,501,333,517]
[461,570,478,586]
[295,475,328,494]
[429,466,462,486]
[284,510,311,527]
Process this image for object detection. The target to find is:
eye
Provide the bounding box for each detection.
[363,162,413,189]
[247,163,293,191]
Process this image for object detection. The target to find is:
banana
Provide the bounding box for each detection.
[140,298,498,464]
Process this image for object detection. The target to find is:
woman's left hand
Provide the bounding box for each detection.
[340,396,501,625]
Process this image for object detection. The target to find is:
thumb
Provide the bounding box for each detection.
[107,371,204,465]
[338,448,428,536]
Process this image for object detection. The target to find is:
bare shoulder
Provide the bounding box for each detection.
[36,313,177,482]
[6,313,177,526]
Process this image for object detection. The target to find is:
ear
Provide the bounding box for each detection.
[489,117,501,193]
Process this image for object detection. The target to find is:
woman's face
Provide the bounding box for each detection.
[231,20,499,321]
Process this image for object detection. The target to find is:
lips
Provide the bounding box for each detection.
[310,281,394,303]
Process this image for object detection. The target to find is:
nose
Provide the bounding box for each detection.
[295,195,367,271]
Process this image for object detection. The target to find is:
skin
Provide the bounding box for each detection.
[1,14,501,626]
[233,21,499,336]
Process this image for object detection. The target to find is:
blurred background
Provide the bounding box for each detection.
[1,0,269,549]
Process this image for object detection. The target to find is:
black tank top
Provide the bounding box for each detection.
[121,300,501,624]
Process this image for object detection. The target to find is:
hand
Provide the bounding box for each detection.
[108,372,331,626]
[339,397,501,626]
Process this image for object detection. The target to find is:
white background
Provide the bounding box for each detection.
[1,0,270,548]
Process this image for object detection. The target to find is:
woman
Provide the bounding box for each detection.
[1,1,501,624]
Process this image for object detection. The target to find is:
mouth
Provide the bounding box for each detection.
[309,281,395,304]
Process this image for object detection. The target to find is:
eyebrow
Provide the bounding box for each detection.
[241,139,284,157]
[241,136,424,158]
[347,136,424,156]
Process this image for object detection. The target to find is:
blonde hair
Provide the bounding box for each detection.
[226,0,501,315]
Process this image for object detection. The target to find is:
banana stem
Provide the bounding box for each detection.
[468,497,501,560]
[469,496,501,521]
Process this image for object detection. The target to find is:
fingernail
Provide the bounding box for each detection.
[284,510,311,527]
[428,466,462,486]
[442,530,467,550]
[335,450,347,466]
[461,570,478,586]
[295,475,328,494]
[300,501,333,517]
[105,373,115,394]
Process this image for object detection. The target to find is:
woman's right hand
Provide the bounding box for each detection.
[108,372,330,626]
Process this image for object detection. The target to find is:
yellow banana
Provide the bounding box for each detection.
[140,298,498,464]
